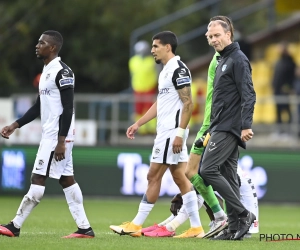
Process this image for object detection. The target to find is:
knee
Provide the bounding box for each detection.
[31,174,46,186]
[59,175,76,188]
[146,169,160,183]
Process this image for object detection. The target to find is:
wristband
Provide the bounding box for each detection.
[176,127,185,138]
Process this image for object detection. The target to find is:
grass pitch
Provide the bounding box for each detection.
[0,196,299,250]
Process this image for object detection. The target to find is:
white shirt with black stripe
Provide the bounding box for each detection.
[39,57,75,141]
[156,55,192,134]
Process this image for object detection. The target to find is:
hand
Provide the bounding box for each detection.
[241,129,254,142]
[54,141,66,161]
[1,122,19,139]
[172,136,183,154]
[126,123,139,139]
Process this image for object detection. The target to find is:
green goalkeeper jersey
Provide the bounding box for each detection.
[190,52,218,155]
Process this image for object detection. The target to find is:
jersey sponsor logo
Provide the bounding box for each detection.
[39,88,51,95]
[159,88,169,94]
[59,77,74,87]
[176,76,190,86]
[222,65,227,71]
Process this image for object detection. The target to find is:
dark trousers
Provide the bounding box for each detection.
[200,131,245,231]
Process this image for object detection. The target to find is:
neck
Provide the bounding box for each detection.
[44,54,58,66]
[163,54,175,65]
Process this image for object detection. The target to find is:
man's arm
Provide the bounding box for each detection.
[177,86,193,129]
[234,56,256,141]
[54,87,74,161]
[1,95,40,139]
[234,57,256,129]
[16,95,41,128]
[126,101,157,139]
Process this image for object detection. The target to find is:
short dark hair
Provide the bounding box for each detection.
[210,16,235,41]
[152,31,178,54]
[43,30,63,52]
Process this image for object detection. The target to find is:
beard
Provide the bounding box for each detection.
[155,59,161,64]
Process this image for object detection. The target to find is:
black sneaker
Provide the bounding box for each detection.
[233,212,256,240]
[0,221,20,237]
[209,229,235,240]
[62,227,95,238]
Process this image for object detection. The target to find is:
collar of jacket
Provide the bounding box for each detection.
[219,42,240,58]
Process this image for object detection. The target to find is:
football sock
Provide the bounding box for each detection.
[190,174,223,214]
[13,184,45,228]
[197,193,204,208]
[182,190,201,228]
[166,205,188,231]
[158,214,175,226]
[132,202,154,225]
[63,183,91,229]
[160,194,204,229]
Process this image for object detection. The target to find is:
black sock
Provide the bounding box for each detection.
[77,227,92,233]
[238,209,249,217]
[229,230,237,233]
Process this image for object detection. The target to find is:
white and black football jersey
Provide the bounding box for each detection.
[156,56,191,133]
[39,57,75,140]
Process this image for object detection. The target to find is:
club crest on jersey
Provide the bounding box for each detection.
[155,148,160,154]
[46,74,50,80]
[62,69,69,76]
[176,76,191,86]
[222,65,227,71]
[178,68,186,77]
[39,159,44,166]
[59,77,74,87]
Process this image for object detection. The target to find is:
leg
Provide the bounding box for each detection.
[169,162,204,238]
[188,142,225,220]
[59,142,94,238]
[110,162,168,237]
[130,162,168,225]
[0,173,46,237]
[220,158,239,233]
[200,132,246,215]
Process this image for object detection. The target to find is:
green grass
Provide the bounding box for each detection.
[0,196,299,250]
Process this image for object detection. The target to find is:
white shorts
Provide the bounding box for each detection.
[151,129,189,165]
[239,177,259,233]
[32,139,74,179]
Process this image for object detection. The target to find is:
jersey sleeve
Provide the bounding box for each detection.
[55,67,75,91]
[172,65,191,90]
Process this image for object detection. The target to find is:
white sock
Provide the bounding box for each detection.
[182,191,201,228]
[197,194,204,209]
[166,206,188,231]
[132,202,154,225]
[158,214,175,226]
[13,184,45,228]
[63,183,90,229]
[214,210,227,221]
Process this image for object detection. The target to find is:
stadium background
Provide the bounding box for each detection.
[1,0,300,205]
